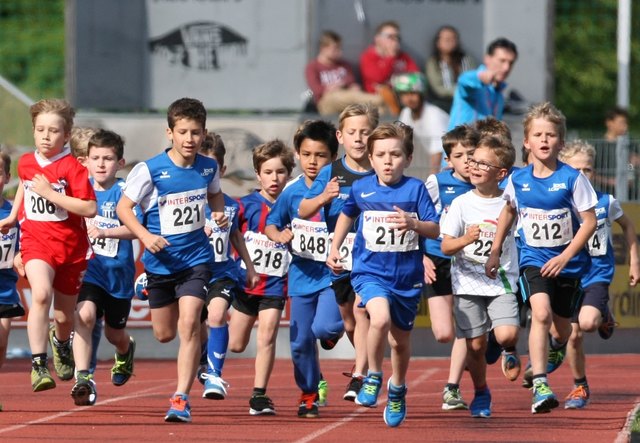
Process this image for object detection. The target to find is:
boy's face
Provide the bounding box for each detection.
[563,152,594,181]
[468,146,507,187]
[337,115,372,164]
[322,41,342,62]
[87,146,124,187]
[166,118,206,161]
[296,139,334,181]
[256,157,289,200]
[606,115,628,138]
[446,143,472,180]
[375,25,401,57]
[33,113,69,158]
[399,92,422,113]
[524,117,563,164]
[369,137,411,186]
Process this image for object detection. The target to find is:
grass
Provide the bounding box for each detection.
[632,408,640,433]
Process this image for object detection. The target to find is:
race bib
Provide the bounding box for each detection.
[158,188,206,235]
[362,210,418,252]
[291,218,329,262]
[87,215,120,258]
[242,231,290,277]
[587,218,609,257]
[0,227,18,269]
[206,218,231,263]
[23,181,68,221]
[328,232,356,271]
[462,222,496,264]
[521,207,572,248]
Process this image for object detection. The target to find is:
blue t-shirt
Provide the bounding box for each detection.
[503,162,598,278]
[342,174,438,296]
[0,200,20,305]
[305,156,374,232]
[207,194,241,284]
[238,191,287,297]
[267,175,331,297]
[425,169,474,258]
[123,149,219,275]
[84,178,135,299]
[582,192,623,287]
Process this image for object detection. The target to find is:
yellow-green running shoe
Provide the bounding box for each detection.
[31,365,56,392]
[111,336,136,386]
[318,379,328,407]
[49,325,75,381]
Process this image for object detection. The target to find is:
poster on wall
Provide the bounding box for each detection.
[146,0,308,110]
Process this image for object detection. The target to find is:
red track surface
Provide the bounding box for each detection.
[0,355,638,442]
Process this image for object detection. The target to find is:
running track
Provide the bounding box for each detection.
[0,355,638,442]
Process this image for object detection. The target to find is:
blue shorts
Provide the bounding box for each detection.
[353,277,421,331]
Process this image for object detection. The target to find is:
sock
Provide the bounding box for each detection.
[574,376,588,387]
[253,387,266,397]
[32,353,47,367]
[532,374,548,385]
[366,370,383,380]
[445,383,460,391]
[352,372,364,378]
[207,325,229,377]
[503,346,517,353]
[388,381,406,393]
[549,335,566,350]
[76,369,90,379]
[174,391,188,399]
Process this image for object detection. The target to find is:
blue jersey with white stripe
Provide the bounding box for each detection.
[0,200,20,305]
[343,174,437,296]
[582,192,620,287]
[206,194,241,284]
[267,175,331,297]
[425,170,474,258]
[84,179,135,299]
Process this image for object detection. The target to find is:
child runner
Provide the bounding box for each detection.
[265,120,344,417]
[440,135,520,418]
[558,140,640,409]
[71,129,137,406]
[424,124,477,410]
[198,133,258,400]
[117,97,227,422]
[327,122,439,427]
[299,103,379,401]
[228,140,294,416]
[485,102,597,414]
[0,99,97,391]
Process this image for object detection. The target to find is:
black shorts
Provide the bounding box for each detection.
[201,277,237,320]
[332,275,355,305]
[78,282,132,329]
[145,264,211,309]
[572,282,609,322]
[232,292,285,317]
[423,254,453,298]
[0,302,25,319]
[518,267,584,318]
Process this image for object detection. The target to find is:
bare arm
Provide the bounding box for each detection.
[31,174,96,218]
[615,213,640,286]
[326,213,354,273]
[485,204,517,278]
[116,194,169,253]
[230,228,259,289]
[0,182,23,232]
[87,223,137,240]
[264,224,293,244]
[441,225,480,256]
[208,191,228,228]
[389,205,439,239]
[298,177,339,219]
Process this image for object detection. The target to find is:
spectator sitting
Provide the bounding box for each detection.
[360,21,419,116]
[305,30,383,116]
[425,25,476,113]
[393,72,449,176]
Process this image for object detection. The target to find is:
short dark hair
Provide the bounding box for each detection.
[200,132,226,168]
[0,150,11,175]
[475,135,515,170]
[605,106,629,122]
[293,120,339,156]
[88,129,125,160]
[473,117,512,141]
[487,37,518,59]
[442,125,480,157]
[167,97,207,130]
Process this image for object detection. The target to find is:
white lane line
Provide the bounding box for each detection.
[293,368,440,443]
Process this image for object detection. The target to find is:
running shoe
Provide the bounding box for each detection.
[485,330,502,365]
[522,363,533,389]
[317,379,328,406]
[564,384,590,409]
[384,381,407,427]
[196,364,207,385]
[31,365,56,392]
[470,387,492,418]
[111,336,136,386]
[531,380,559,414]
[343,375,363,402]
[49,325,74,381]
[164,394,192,422]
[202,373,229,400]
[249,394,276,416]
[71,372,97,406]
[442,386,468,410]
[547,336,567,374]
[355,373,382,407]
[297,392,319,418]
[598,308,617,340]
[501,351,521,381]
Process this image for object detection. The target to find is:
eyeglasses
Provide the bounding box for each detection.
[467,158,501,171]
[381,32,401,42]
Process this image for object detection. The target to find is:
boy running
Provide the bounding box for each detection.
[485,102,597,414]
[327,122,439,427]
